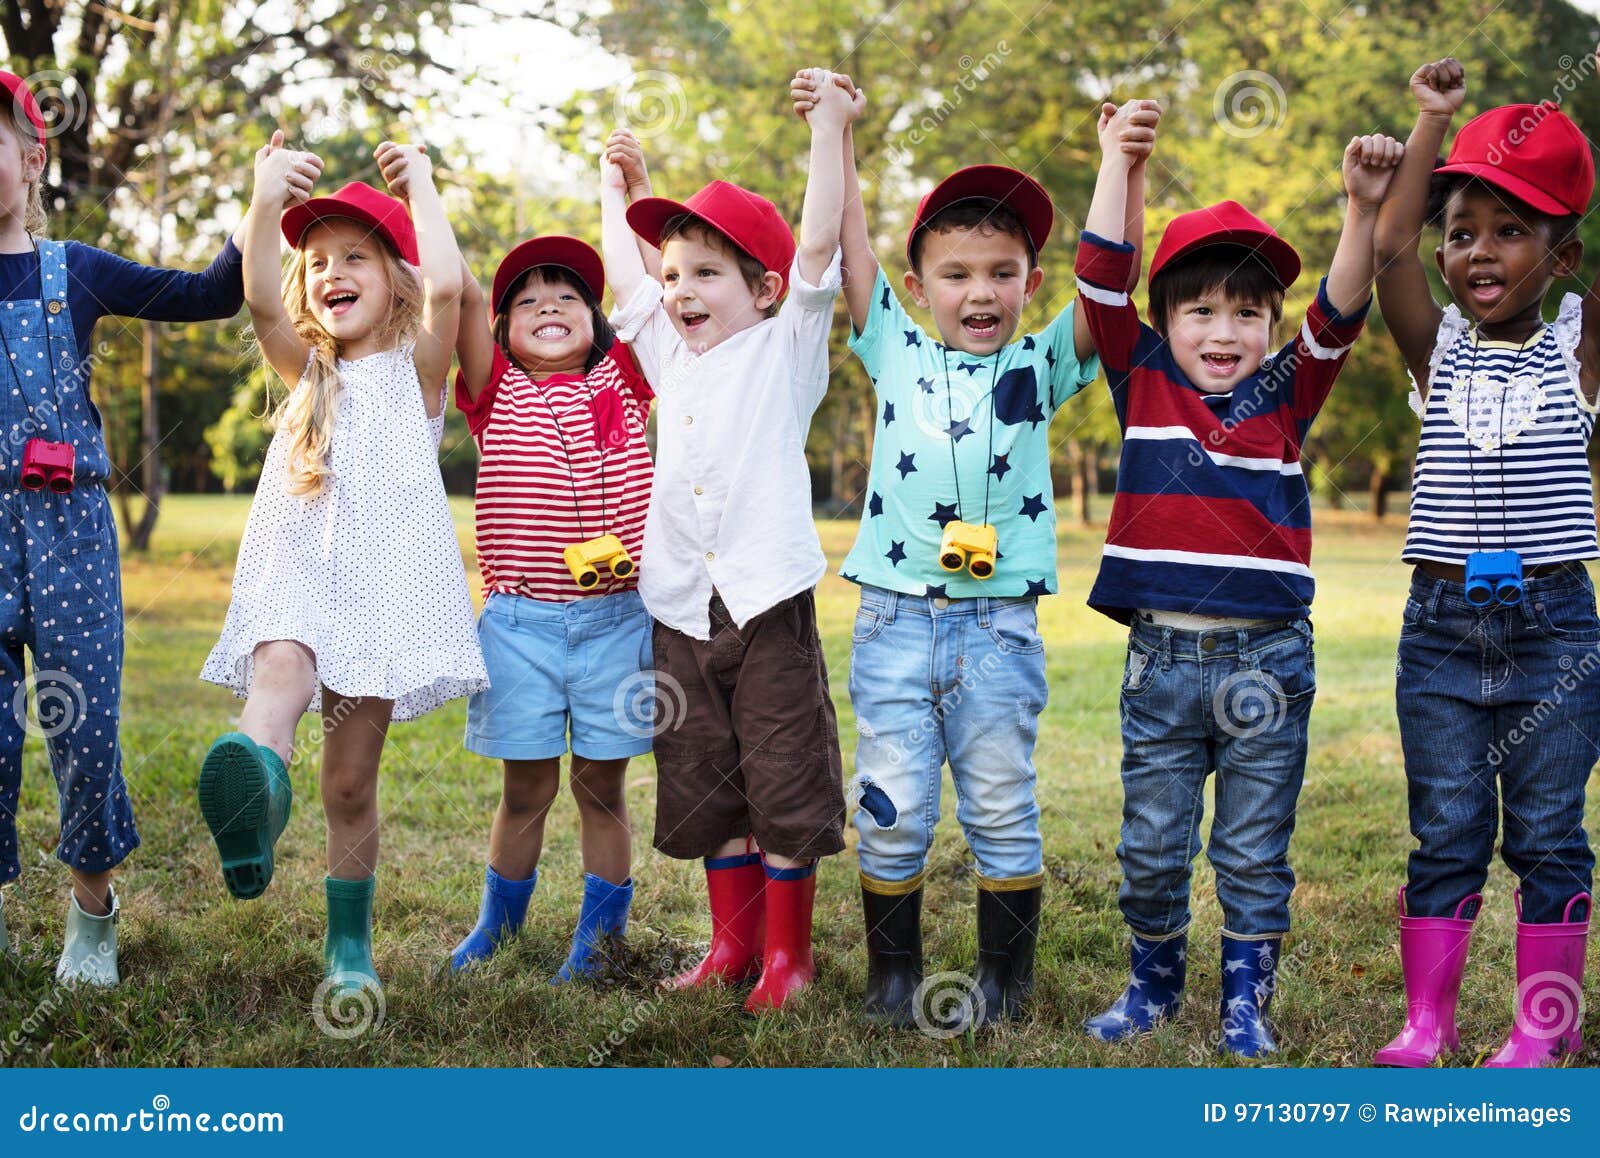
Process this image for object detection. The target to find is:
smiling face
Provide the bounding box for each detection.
[659,222,781,353]
[1434,179,1580,340]
[1163,290,1274,393]
[0,118,44,237]
[906,222,1042,355]
[499,268,597,379]
[300,218,398,358]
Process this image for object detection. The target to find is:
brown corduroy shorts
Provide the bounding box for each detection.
[650,590,846,861]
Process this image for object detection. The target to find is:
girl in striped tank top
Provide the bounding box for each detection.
[446,210,655,979]
[1372,56,1600,1068]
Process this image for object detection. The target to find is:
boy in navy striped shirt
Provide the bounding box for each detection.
[1073,99,1402,1056]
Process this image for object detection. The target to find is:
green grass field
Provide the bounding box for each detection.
[0,495,1594,1067]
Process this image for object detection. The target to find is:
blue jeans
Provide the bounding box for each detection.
[847,585,1047,884]
[1396,565,1599,924]
[1117,617,1315,939]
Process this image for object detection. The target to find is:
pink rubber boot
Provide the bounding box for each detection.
[1374,888,1482,1067]
[1484,891,1589,1068]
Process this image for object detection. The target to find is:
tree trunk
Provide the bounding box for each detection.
[1369,461,1390,522]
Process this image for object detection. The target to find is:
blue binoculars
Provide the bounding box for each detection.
[1464,549,1523,607]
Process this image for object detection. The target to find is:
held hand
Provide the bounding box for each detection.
[253,130,323,210]
[374,141,433,200]
[603,128,650,194]
[832,71,867,123]
[1097,99,1161,168]
[1343,133,1406,208]
[1410,58,1465,117]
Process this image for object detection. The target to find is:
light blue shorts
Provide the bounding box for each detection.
[465,589,655,761]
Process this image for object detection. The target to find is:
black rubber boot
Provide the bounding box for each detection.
[974,884,1041,1026]
[862,882,923,1028]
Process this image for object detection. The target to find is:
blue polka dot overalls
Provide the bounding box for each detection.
[0,239,135,884]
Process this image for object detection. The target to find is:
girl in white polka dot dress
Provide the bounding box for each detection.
[0,72,249,988]
[198,134,486,1002]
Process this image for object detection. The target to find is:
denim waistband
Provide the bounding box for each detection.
[484,587,645,626]
[857,583,1036,621]
[1129,614,1309,661]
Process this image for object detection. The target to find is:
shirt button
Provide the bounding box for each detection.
[1201,636,1216,653]
[693,486,704,495]
[47,301,61,314]
[682,415,693,426]
[705,551,715,561]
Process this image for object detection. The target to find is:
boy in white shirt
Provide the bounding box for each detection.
[599,70,858,1012]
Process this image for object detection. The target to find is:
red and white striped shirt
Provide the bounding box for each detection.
[456,344,654,603]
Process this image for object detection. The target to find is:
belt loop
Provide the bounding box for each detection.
[977,595,991,629]
[883,588,898,624]
[1424,579,1445,624]
[1238,626,1251,658]
[1160,625,1175,669]
[508,593,520,628]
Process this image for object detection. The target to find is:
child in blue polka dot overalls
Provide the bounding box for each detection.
[0,71,247,986]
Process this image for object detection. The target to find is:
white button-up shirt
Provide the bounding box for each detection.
[610,250,841,640]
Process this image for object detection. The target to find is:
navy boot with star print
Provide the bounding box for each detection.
[1219,934,1280,1057]
[1083,930,1187,1042]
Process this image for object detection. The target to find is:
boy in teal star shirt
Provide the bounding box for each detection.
[792,71,1151,1029]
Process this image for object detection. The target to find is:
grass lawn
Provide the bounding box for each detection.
[0,494,1594,1067]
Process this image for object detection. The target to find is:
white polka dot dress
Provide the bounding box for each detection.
[201,345,488,721]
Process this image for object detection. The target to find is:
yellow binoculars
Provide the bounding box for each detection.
[939,521,998,580]
[563,534,636,589]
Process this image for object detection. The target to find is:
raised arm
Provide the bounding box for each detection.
[793,71,875,333]
[605,129,662,282]
[1375,58,1463,394]
[1076,99,1159,361]
[1326,134,1404,316]
[600,129,650,306]
[794,68,853,287]
[244,130,323,386]
[454,255,495,405]
[376,141,462,417]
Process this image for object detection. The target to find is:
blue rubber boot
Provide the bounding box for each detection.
[1219,934,1280,1057]
[199,732,293,900]
[449,865,537,973]
[552,874,633,984]
[324,874,381,998]
[1084,929,1187,1041]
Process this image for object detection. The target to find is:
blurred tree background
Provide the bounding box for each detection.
[5,0,1599,547]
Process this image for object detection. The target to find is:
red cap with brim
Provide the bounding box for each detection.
[492,236,605,315]
[905,165,1054,266]
[627,180,796,298]
[1434,103,1595,217]
[1150,200,1301,288]
[0,71,46,149]
[281,181,419,265]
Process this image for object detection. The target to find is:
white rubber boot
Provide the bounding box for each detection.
[55,887,119,988]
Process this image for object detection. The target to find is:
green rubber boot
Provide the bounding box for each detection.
[199,732,292,900]
[324,875,381,997]
[55,887,119,988]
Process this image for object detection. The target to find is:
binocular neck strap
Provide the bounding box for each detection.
[939,347,1000,528]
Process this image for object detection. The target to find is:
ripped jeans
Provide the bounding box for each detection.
[847,585,1047,884]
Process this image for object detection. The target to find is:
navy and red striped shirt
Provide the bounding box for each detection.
[1074,230,1368,623]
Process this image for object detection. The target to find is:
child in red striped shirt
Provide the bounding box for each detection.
[446,216,655,980]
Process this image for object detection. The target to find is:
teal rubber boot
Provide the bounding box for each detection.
[55,887,119,988]
[324,874,381,997]
[199,732,293,900]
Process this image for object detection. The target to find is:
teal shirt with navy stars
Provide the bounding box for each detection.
[839,268,1099,599]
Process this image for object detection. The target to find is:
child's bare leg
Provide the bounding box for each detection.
[319,690,391,879]
[238,640,317,762]
[486,758,561,880]
[569,756,631,884]
[68,868,113,915]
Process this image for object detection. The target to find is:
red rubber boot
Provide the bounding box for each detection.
[668,848,765,989]
[745,859,817,1013]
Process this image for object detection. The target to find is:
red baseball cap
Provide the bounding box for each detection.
[1435,102,1595,217]
[1150,200,1301,288]
[281,181,419,265]
[905,165,1054,266]
[492,236,605,315]
[0,71,46,149]
[627,180,796,297]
